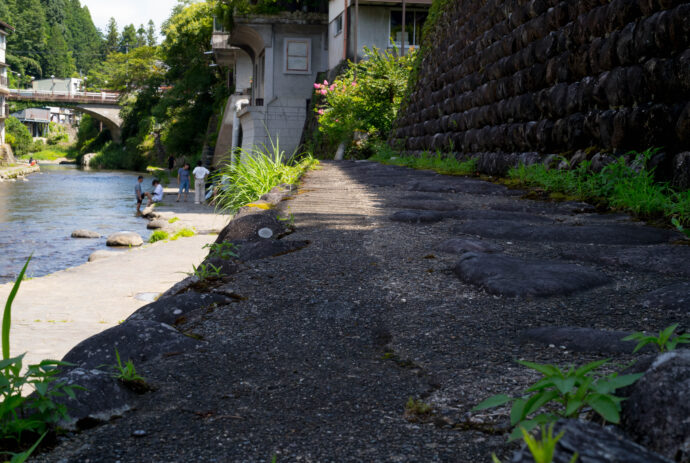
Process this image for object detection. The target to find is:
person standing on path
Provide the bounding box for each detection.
[192,161,210,204]
[168,155,175,173]
[135,175,147,215]
[177,163,190,202]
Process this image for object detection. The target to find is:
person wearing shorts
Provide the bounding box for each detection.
[177,163,190,202]
[135,175,146,215]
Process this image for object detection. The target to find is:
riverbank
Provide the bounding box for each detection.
[0,164,40,180]
[0,194,230,367]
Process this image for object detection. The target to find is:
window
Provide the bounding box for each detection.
[390,10,428,48]
[333,14,343,37]
[284,38,311,74]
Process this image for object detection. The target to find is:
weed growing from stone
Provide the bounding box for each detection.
[473,359,642,440]
[168,217,180,224]
[203,242,239,260]
[148,230,170,243]
[508,148,689,227]
[623,323,690,353]
[403,397,433,422]
[671,218,690,239]
[189,263,224,280]
[112,350,150,393]
[491,424,578,463]
[1,257,81,450]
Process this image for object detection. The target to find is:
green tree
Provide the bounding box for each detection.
[120,24,137,53]
[105,17,119,54]
[41,0,66,25]
[136,24,147,48]
[61,0,103,71]
[7,0,48,77]
[43,23,76,77]
[146,20,156,46]
[5,117,34,157]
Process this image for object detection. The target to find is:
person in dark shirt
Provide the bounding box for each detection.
[168,155,175,172]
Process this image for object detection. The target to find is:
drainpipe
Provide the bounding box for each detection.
[343,0,348,61]
[231,97,249,163]
[354,0,359,69]
[401,0,406,57]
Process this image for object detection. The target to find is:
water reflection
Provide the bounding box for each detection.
[0,165,153,283]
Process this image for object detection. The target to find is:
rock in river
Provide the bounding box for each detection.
[71,229,101,239]
[88,250,120,262]
[106,232,144,247]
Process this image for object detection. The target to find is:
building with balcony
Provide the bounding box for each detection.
[0,20,15,147]
[328,0,432,70]
[10,108,51,138]
[210,9,328,166]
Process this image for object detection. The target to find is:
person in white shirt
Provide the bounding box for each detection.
[147,179,164,206]
[192,161,211,204]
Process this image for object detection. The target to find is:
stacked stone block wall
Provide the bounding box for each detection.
[391,0,690,183]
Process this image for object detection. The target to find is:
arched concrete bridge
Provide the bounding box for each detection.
[7,89,123,142]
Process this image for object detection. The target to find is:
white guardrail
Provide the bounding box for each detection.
[8,89,120,103]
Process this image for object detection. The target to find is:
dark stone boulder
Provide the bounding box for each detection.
[390,210,445,224]
[511,419,673,463]
[640,282,690,311]
[259,184,297,205]
[561,244,690,277]
[50,368,137,431]
[408,178,515,196]
[454,220,679,245]
[520,326,640,354]
[127,291,233,325]
[71,230,101,239]
[215,210,291,244]
[621,349,690,462]
[435,238,503,254]
[62,320,200,371]
[235,239,310,262]
[454,252,610,297]
[672,152,690,190]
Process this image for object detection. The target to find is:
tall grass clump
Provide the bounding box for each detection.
[508,148,689,226]
[214,137,317,213]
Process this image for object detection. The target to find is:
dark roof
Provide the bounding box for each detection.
[0,20,15,32]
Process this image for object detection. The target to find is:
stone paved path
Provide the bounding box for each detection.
[37,161,689,462]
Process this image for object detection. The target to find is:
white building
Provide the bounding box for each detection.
[32,77,83,95]
[0,20,14,147]
[328,0,432,70]
[211,10,328,166]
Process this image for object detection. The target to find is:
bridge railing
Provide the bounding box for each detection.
[7,89,121,104]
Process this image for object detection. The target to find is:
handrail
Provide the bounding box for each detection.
[6,88,121,103]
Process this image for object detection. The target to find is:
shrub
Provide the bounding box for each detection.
[370,146,477,175]
[623,323,690,353]
[4,117,33,157]
[314,47,416,149]
[170,228,196,240]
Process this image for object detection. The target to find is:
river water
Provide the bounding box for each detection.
[0,165,153,284]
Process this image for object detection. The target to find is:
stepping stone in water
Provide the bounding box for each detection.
[390,210,445,224]
[520,326,639,354]
[640,282,690,310]
[454,252,610,297]
[454,220,679,245]
[436,238,503,254]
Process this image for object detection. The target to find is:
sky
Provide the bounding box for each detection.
[81,0,181,36]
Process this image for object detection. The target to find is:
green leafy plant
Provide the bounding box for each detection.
[148,230,170,243]
[168,217,180,224]
[623,323,690,353]
[276,213,295,227]
[1,432,46,463]
[1,257,81,448]
[190,263,224,280]
[203,242,239,260]
[403,397,433,422]
[113,349,145,383]
[473,359,642,440]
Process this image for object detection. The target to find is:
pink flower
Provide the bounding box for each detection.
[313,83,320,89]
[351,81,357,87]
[324,80,329,86]
[317,109,325,115]
[329,85,335,91]
[320,89,327,96]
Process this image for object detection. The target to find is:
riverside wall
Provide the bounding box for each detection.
[391,0,690,186]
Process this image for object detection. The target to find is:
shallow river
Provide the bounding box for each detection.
[0,165,154,283]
